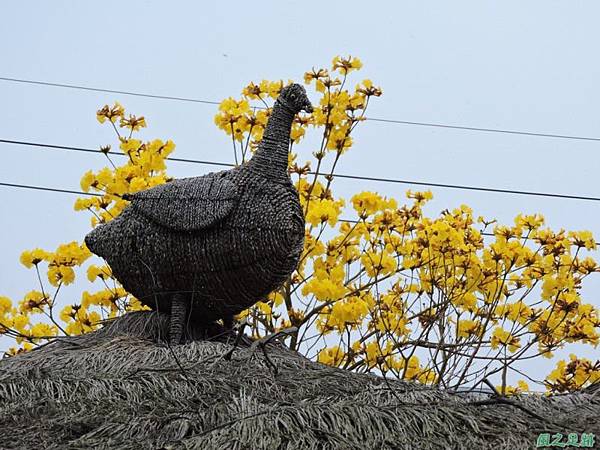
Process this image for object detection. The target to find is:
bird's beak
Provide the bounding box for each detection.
[302,102,313,113]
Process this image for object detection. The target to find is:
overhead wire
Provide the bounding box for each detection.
[0,180,508,238]
[1,138,599,202]
[3,76,600,142]
[0,181,95,197]
[0,77,220,106]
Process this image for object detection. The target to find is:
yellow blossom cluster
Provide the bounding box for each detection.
[60,304,101,335]
[498,380,530,396]
[352,191,397,218]
[19,241,90,289]
[76,130,174,227]
[317,345,345,366]
[96,102,125,124]
[490,326,521,353]
[214,56,382,167]
[331,55,363,74]
[1,103,167,354]
[302,259,347,302]
[318,295,370,332]
[0,290,59,352]
[0,296,16,335]
[305,198,345,227]
[97,101,146,133]
[457,319,483,339]
[280,185,598,391]
[19,248,50,268]
[18,290,49,314]
[355,342,437,384]
[371,292,410,336]
[2,57,598,396]
[546,354,600,392]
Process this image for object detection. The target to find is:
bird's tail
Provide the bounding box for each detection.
[84,225,105,257]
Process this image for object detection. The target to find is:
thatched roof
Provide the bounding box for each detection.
[1,312,598,450]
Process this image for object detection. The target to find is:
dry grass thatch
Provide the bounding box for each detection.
[0,311,598,449]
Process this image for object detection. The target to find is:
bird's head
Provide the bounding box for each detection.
[278,83,313,114]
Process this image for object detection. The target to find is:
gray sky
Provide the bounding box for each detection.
[1,2,598,379]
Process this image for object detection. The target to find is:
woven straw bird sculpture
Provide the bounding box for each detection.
[85,84,313,344]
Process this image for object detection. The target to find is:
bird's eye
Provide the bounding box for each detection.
[290,93,296,100]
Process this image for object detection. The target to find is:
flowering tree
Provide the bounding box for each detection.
[1,56,599,394]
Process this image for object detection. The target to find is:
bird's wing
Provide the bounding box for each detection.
[127,173,240,231]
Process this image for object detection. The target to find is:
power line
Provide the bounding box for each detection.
[329,172,600,202]
[2,138,599,202]
[1,180,506,238]
[0,181,98,197]
[0,139,235,168]
[0,77,220,106]
[3,76,600,142]
[366,117,600,142]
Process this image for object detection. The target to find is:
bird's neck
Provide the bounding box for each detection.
[247,100,295,181]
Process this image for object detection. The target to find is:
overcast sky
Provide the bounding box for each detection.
[1,2,598,380]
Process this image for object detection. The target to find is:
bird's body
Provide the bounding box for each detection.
[85,84,313,344]
[86,169,305,325]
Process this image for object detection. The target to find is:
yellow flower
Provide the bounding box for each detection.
[60,305,77,323]
[242,81,263,99]
[304,68,329,85]
[302,259,347,301]
[328,296,369,329]
[87,265,111,282]
[332,55,363,74]
[19,290,49,314]
[127,296,150,312]
[361,251,397,277]
[120,114,147,131]
[0,296,12,315]
[515,213,544,231]
[490,327,521,353]
[11,313,29,331]
[52,241,91,266]
[95,167,114,187]
[457,319,482,338]
[505,301,533,325]
[290,123,306,143]
[96,102,125,124]
[48,265,76,286]
[219,97,250,115]
[80,171,96,192]
[546,355,600,393]
[263,80,284,99]
[406,190,433,202]
[74,197,94,211]
[569,230,596,250]
[398,355,423,380]
[120,138,142,156]
[453,292,478,313]
[317,345,345,366]
[305,198,344,227]
[96,109,107,124]
[30,323,57,338]
[19,248,49,268]
[356,79,382,97]
[302,277,346,302]
[498,380,529,396]
[351,191,397,217]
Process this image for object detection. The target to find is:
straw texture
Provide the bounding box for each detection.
[1,311,598,450]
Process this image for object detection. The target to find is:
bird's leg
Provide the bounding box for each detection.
[170,293,187,345]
